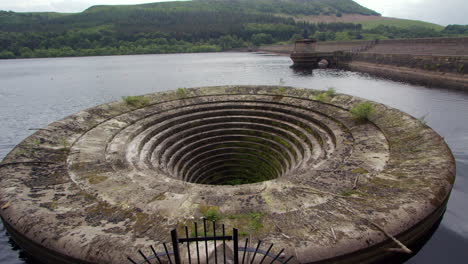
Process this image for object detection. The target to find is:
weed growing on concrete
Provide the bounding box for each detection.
[176,88,189,98]
[204,208,221,222]
[352,168,369,174]
[122,96,150,107]
[313,88,337,103]
[341,189,360,197]
[272,86,287,96]
[314,92,329,103]
[15,148,27,155]
[59,138,70,152]
[248,213,264,231]
[226,212,264,232]
[325,87,336,97]
[350,102,374,121]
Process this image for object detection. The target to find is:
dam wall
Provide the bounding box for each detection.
[260,37,468,56]
[316,40,375,53]
[257,40,371,54]
[261,37,468,89]
[318,37,468,55]
[351,53,468,75]
[364,37,468,56]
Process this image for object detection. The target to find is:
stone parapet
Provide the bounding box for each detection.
[0,86,455,264]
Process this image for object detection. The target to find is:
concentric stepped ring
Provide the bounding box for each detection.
[114,100,345,185]
[0,86,455,264]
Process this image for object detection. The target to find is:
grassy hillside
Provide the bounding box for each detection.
[135,0,380,16]
[0,0,464,59]
[357,18,444,31]
[0,0,379,33]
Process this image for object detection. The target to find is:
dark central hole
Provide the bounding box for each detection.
[147,101,327,185]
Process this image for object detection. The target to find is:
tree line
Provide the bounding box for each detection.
[0,0,467,59]
[1,22,467,59]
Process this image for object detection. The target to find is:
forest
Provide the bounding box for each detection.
[0,0,467,59]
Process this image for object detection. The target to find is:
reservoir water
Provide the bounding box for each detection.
[0,52,467,263]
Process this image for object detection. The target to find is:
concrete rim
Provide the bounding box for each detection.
[0,86,455,264]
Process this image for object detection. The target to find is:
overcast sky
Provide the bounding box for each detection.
[0,0,467,26]
[354,0,468,26]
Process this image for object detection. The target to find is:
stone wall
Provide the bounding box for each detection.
[258,37,468,89]
[258,40,372,54]
[316,40,372,52]
[260,37,468,56]
[351,53,468,74]
[365,37,468,56]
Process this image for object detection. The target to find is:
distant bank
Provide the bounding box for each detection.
[260,37,468,90]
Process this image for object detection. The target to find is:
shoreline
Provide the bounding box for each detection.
[343,61,468,91]
[257,47,468,91]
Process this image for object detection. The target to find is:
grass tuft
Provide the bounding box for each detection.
[272,86,287,96]
[176,87,189,98]
[341,189,360,197]
[59,138,70,152]
[313,88,337,103]
[325,87,336,97]
[248,212,264,231]
[204,208,221,222]
[122,95,150,107]
[352,168,369,174]
[350,102,374,121]
[201,207,222,222]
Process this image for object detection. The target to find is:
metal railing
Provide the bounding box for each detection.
[128,219,293,264]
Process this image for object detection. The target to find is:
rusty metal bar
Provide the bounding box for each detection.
[138,249,152,264]
[250,240,262,264]
[194,222,201,264]
[283,256,293,264]
[259,244,274,264]
[185,226,192,264]
[163,243,173,264]
[241,238,249,264]
[269,249,284,264]
[127,257,138,264]
[178,236,232,243]
[213,221,218,264]
[171,229,182,264]
[222,224,226,264]
[150,245,162,264]
[233,229,239,264]
[204,218,209,264]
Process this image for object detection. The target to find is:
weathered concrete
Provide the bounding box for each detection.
[350,53,468,75]
[266,37,468,89]
[0,86,455,263]
[260,37,468,56]
[344,61,468,91]
[290,51,343,68]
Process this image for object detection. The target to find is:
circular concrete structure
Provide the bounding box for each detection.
[0,86,455,264]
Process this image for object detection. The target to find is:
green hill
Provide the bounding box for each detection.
[357,19,444,31]
[0,0,463,59]
[0,0,379,33]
